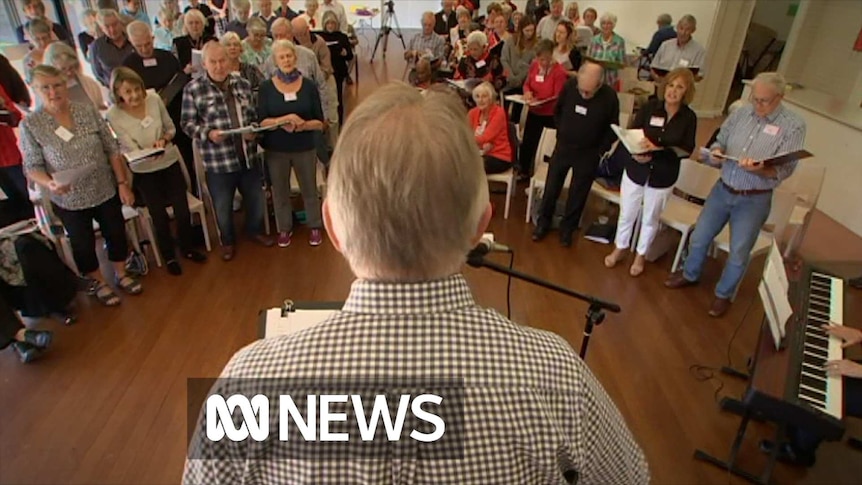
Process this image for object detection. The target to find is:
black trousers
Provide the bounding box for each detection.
[334,74,346,126]
[167,96,197,195]
[518,112,555,177]
[0,235,78,318]
[134,163,195,260]
[536,148,601,235]
[484,155,511,174]
[52,193,128,275]
[0,164,34,220]
[0,296,23,350]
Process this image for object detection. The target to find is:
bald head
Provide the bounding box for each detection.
[291,17,309,37]
[577,61,604,96]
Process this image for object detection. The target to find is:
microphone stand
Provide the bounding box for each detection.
[467,252,621,360]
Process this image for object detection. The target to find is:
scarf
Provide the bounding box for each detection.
[276,68,302,83]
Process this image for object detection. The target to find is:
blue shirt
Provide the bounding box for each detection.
[645,25,676,56]
[121,8,151,25]
[710,103,806,191]
[153,25,175,51]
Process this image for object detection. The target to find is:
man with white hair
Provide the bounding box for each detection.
[89,9,135,86]
[225,0,252,38]
[650,15,706,81]
[253,0,278,32]
[320,0,348,32]
[181,42,274,261]
[536,0,564,40]
[405,12,446,69]
[666,72,805,318]
[183,82,649,484]
[123,21,181,91]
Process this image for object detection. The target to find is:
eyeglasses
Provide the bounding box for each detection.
[749,93,780,106]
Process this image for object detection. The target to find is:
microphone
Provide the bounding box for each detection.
[468,234,512,259]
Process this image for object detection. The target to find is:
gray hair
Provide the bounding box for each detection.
[271,39,297,58]
[466,30,488,48]
[328,83,488,281]
[43,42,81,72]
[28,17,51,35]
[97,8,121,24]
[753,72,787,96]
[201,39,225,62]
[247,16,267,35]
[456,6,470,20]
[471,81,497,103]
[421,11,435,23]
[126,20,152,38]
[657,13,672,26]
[31,64,66,83]
[679,14,697,28]
[220,31,242,46]
[599,12,617,26]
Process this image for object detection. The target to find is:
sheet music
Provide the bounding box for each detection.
[767,241,789,293]
[264,308,337,338]
[611,124,655,155]
[759,281,783,350]
[759,253,794,348]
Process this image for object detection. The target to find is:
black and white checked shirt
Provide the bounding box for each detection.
[183,275,649,484]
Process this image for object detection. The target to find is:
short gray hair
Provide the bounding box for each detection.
[271,39,297,58]
[27,17,51,35]
[97,8,120,24]
[421,11,435,23]
[679,14,697,28]
[126,20,152,38]
[247,16,267,34]
[466,30,488,47]
[753,72,787,96]
[471,81,497,103]
[220,31,242,46]
[657,13,672,26]
[43,42,81,72]
[328,83,488,281]
[599,12,617,26]
[456,6,470,20]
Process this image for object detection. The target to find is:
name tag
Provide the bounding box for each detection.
[475,59,486,69]
[763,124,780,136]
[325,41,339,46]
[143,58,158,67]
[475,121,486,136]
[141,116,154,128]
[678,58,690,67]
[55,126,74,142]
[575,105,587,115]
[284,92,297,102]
[650,116,665,127]
[535,74,545,83]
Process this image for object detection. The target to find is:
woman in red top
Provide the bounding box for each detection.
[517,39,568,178]
[468,82,512,174]
[0,84,32,218]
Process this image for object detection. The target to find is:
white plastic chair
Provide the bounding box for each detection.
[524,128,564,223]
[617,92,635,114]
[488,169,515,219]
[781,164,826,257]
[659,159,721,273]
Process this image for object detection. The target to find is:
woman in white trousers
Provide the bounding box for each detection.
[605,68,697,276]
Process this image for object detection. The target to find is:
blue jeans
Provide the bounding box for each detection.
[683,182,772,299]
[206,167,265,246]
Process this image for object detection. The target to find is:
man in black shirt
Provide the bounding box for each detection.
[533,61,619,247]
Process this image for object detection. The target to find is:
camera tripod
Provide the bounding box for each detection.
[370,1,405,62]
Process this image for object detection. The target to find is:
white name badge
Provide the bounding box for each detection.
[763,124,780,136]
[678,58,690,67]
[575,105,587,115]
[141,116,154,128]
[55,126,74,142]
[284,92,297,102]
[475,121,486,136]
[475,59,486,69]
[535,74,545,83]
[143,58,158,67]
[650,116,665,127]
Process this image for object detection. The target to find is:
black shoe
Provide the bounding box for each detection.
[11,341,43,363]
[166,260,182,276]
[182,249,207,263]
[560,231,574,247]
[759,440,816,467]
[23,329,53,349]
[532,226,549,242]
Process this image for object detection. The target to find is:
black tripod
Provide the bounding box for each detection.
[370,0,405,62]
[467,253,621,360]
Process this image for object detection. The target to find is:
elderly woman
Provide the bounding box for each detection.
[449,6,473,62]
[468,82,512,174]
[154,6,178,50]
[23,18,54,83]
[106,68,206,276]
[20,65,142,306]
[553,20,582,76]
[605,68,697,276]
[582,7,599,35]
[566,2,581,26]
[518,39,567,178]
[221,32,264,96]
[241,17,272,70]
[43,42,105,109]
[173,8,214,74]
[319,11,353,126]
[258,40,325,248]
[300,0,322,29]
[456,31,506,93]
[225,0,252,38]
[587,13,625,90]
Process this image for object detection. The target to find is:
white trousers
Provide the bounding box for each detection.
[615,171,673,255]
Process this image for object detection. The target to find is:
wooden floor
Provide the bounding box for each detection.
[3,34,862,484]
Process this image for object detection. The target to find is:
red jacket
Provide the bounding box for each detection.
[469,104,512,163]
[0,84,23,168]
[522,60,568,116]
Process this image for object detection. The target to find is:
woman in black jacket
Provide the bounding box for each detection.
[604,67,697,277]
[318,11,353,126]
[172,9,215,75]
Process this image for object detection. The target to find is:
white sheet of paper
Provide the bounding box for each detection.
[264,308,337,338]
[51,166,91,186]
[611,124,654,155]
[759,281,783,350]
[767,241,789,293]
[191,49,203,71]
[762,259,793,339]
[0,185,7,200]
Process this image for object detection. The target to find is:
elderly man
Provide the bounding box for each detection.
[253,0,278,31]
[292,16,339,148]
[435,0,458,36]
[183,82,649,485]
[651,15,706,81]
[533,61,619,247]
[15,0,73,47]
[536,0,564,40]
[181,42,273,261]
[89,9,135,86]
[275,0,298,20]
[645,13,675,57]
[226,0,252,38]
[405,12,447,70]
[320,0,348,32]
[666,72,805,317]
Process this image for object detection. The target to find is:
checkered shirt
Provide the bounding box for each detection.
[181,72,258,174]
[407,32,446,62]
[183,275,649,484]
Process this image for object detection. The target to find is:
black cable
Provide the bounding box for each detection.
[506,251,514,319]
[726,293,758,370]
[689,364,725,404]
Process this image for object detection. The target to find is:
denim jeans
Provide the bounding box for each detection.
[206,166,265,246]
[683,181,772,299]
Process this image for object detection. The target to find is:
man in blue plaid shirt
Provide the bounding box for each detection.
[181,41,274,261]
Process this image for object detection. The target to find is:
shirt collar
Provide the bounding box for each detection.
[341,274,476,315]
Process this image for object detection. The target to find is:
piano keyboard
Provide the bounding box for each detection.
[797,272,844,419]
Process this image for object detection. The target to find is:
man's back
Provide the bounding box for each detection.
[185,275,648,484]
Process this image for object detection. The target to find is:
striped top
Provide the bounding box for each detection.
[710,103,806,191]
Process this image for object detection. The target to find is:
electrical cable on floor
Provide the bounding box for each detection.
[688,364,725,404]
[726,294,758,370]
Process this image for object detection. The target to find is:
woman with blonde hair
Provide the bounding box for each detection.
[43,42,105,109]
[172,8,214,74]
[566,2,581,26]
[605,68,697,276]
[221,32,264,95]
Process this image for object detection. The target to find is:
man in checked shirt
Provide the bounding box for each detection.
[183,84,648,484]
[665,72,806,318]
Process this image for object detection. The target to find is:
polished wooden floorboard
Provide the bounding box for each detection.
[2,35,861,484]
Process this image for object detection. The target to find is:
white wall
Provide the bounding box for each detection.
[750,0,798,41]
